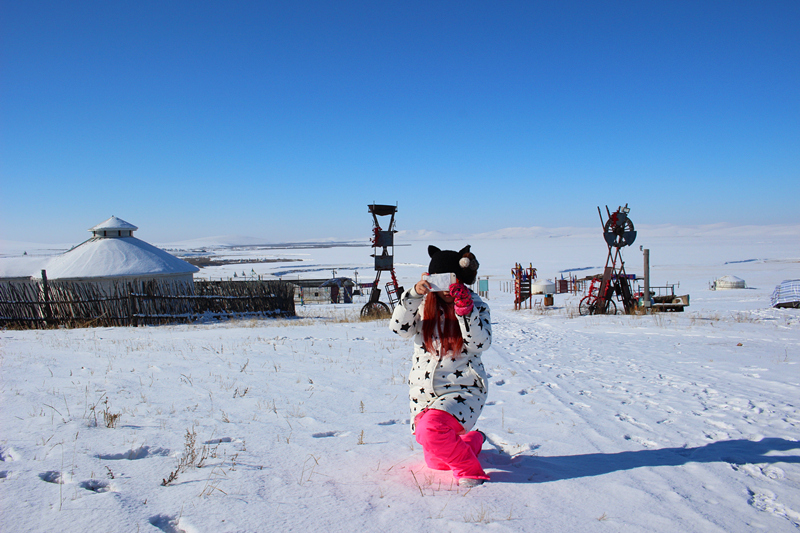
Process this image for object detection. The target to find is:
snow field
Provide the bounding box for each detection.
[482,299,800,531]
[2,229,799,532]
[1,293,799,532]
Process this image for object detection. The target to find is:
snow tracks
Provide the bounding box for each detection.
[479,308,800,530]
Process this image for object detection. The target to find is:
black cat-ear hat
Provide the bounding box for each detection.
[427,245,480,285]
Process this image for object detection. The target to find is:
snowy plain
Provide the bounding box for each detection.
[1,225,799,532]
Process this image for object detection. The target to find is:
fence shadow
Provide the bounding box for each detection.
[482,438,800,484]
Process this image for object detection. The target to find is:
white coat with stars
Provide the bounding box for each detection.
[389,287,492,434]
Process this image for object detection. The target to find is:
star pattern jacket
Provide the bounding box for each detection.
[389,287,492,433]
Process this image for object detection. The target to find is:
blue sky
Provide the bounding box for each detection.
[2,1,798,244]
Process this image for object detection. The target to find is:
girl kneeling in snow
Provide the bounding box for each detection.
[390,245,492,487]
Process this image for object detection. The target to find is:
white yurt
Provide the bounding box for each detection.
[713,275,746,290]
[531,279,556,295]
[43,216,198,293]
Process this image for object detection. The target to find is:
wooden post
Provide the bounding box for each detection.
[41,270,54,327]
[128,283,138,327]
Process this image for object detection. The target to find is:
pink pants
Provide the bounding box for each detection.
[414,409,489,481]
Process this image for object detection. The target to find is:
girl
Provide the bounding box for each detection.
[390,245,492,487]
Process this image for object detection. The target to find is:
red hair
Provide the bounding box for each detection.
[422,294,463,357]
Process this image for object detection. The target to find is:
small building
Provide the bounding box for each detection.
[292,277,357,304]
[321,277,356,303]
[712,275,746,290]
[531,279,556,295]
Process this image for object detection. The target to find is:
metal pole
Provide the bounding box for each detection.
[643,249,651,308]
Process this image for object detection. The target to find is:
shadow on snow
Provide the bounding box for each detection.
[483,438,800,483]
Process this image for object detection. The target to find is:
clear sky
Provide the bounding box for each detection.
[2,1,798,244]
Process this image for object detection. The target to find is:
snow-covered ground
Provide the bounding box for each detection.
[1,226,799,532]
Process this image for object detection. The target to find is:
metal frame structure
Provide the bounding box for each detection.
[361,204,403,318]
[579,204,638,316]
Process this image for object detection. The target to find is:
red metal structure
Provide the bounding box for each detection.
[361,204,403,318]
[579,204,638,315]
[511,263,537,310]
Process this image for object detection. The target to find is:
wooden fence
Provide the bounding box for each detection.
[0,278,295,329]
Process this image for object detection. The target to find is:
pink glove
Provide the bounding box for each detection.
[450,282,474,316]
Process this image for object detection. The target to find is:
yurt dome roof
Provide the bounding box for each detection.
[716,275,745,283]
[46,236,198,280]
[90,216,139,233]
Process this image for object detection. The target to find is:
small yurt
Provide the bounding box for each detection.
[771,279,800,308]
[43,216,198,293]
[531,279,556,295]
[713,275,746,290]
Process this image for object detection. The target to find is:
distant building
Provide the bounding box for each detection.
[712,275,746,290]
[531,279,556,295]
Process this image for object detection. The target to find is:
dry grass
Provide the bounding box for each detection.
[162,427,209,486]
[102,403,121,429]
[732,311,758,323]
[87,394,121,428]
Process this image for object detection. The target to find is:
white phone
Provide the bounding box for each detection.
[424,273,456,292]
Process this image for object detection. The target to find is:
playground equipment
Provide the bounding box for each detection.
[361,204,403,318]
[579,205,638,316]
[511,263,537,310]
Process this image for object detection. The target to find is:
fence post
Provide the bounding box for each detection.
[41,270,54,327]
[127,283,137,327]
